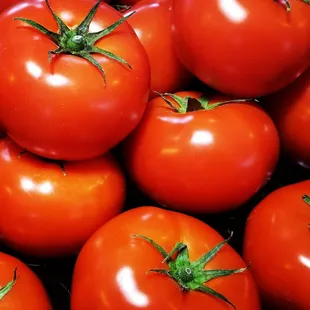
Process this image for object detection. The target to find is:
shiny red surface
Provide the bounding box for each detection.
[243,180,310,309]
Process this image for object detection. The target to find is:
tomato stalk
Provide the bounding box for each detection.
[0,268,18,300]
[14,0,134,85]
[154,92,258,114]
[133,233,248,309]
[276,0,309,11]
[302,195,310,228]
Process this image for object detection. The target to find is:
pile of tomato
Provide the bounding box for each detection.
[0,0,309,309]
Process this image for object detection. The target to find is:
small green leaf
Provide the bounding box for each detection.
[192,232,233,270]
[162,242,187,263]
[76,0,101,35]
[202,266,248,283]
[302,195,310,206]
[91,46,132,69]
[88,12,136,44]
[196,285,236,309]
[0,268,18,300]
[197,95,210,109]
[45,0,70,35]
[14,17,60,44]
[132,234,169,259]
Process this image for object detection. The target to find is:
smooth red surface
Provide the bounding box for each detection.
[124,92,279,213]
[265,68,310,168]
[0,0,150,161]
[71,206,261,310]
[0,252,52,309]
[171,0,310,97]
[0,138,126,257]
[243,180,310,309]
[125,0,191,95]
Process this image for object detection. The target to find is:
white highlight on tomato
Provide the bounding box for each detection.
[191,130,214,146]
[26,61,42,79]
[45,74,69,87]
[218,0,248,23]
[116,267,149,307]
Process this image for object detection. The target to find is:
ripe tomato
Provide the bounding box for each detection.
[0,0,150,161]
[118,0,141,5]
[124,0,191,96]
[264,68,310,168]
[171,0,310,97]
[243,180,310,309]
[0,137,126,257]
[71,206,261,310]
[0,252,52,309]
[124,92,279,213]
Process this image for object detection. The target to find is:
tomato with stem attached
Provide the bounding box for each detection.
[0,252,52,309]
[0,0,150,161]
[71,206,261,310]
[124,0,191,96]
[0,137,126,258]
[171,0,310,97]
[124,91,279,214]
[243,180,310,309]
[264,68,310,169]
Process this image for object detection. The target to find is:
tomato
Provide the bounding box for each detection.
[243,180,310,309]
[71,206,261,310]
[124,0,191,96]
[124,91,279,214]
[0,0,27,13]
[0,0,150,161]
[0,137,126,257]
[263,68,310,169]
[0,252,52,309]
[171,0,310,98]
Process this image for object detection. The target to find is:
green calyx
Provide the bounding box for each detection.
[14,0,134,84]
[133,233,248,309]
[0,268,18,300]
[154,92,258,114]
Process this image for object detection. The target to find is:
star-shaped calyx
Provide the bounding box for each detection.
[14,0,134,85]
[133,233,248,309]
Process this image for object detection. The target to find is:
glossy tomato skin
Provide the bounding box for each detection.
[0,252,52,309]
[124,92,279,213]
[0,0,150,161]
[125,0,191,96]
[264,68,310,168]
[243,181,310,309]
[171,0,310,97]
[0,138,126,258]
[71,206,261,310]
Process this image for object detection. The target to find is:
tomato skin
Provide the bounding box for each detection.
[0,0,150,161]
[0,137,126,258]
[0,252,52,309]
[124,92,279,213]
[171,0,310,97]
[243,181,310,309]
[264,68,310,168]
[125,0,191,96]
[71,206,261,310]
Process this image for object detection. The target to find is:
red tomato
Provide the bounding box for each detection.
[71,206,261,310]
[125,0,191,95]
[0,0,150,161]
[0,252,52,309]
[124,92,279,213]
[243,180,310,309]
[171,0,310,97]
[264,68,310,168]
[0,137,126,257]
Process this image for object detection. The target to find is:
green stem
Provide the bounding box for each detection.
[0,269,18,300]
